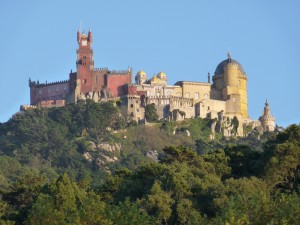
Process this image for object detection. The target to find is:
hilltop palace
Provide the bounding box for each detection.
[23,30,276,136]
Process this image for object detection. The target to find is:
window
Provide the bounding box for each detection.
[130,104,133,108]
[83,55,86,60]
[238,80,241,85]
[208,106,210,110]
[83,79,87,84]
[185,92,190,98]
[233,97,236,103]
[195,92,199,99]
[204,93,208,99]
[39,89,42,95]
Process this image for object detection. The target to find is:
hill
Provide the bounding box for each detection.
[0,101,299,224]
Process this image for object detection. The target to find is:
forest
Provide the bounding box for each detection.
[0,100,299,225]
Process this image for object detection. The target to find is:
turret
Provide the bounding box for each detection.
[77,30,81,44]
[88,29,92,43]
[259,99,276,132]
[212,52,248,118]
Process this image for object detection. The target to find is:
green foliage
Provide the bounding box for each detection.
[145,103,159,122]
[107,198,156,225]
[160,145,196,163]
[1,102,300,224]
[145,181,173,224]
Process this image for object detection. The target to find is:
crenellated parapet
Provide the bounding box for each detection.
[109,69,132,75]
[94,67,109,71]
[29,78,69,88]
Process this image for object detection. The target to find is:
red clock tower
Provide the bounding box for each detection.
[76,30,94,94]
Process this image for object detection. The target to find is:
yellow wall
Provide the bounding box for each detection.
[180,82,211,102]
[238,76,248,118]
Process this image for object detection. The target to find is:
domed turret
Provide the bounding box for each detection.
[215,58,246,76]
[212,52,248,118]
[135,70,147,85]
[157,72,167,80]
[259,99,275,132]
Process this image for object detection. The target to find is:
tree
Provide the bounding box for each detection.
[176,198,203,225]
[145,181,173,224]
[145,103,158,122]
[107,199,155,225]
[264,124,300,192]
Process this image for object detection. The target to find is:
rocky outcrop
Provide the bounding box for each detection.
[146,150,159,162]
[82,141,121,171]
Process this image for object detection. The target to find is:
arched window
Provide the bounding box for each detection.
[195,92,199,99]
[204,93,208,99]
[185,92,190,98]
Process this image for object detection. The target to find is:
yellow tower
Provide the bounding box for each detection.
[212,52,248,118]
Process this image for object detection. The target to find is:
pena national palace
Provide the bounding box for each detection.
[23,30,276,137]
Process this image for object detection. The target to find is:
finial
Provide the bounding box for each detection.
[227,51,231,59]
[265,99,269,105]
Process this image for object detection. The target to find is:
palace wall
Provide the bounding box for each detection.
[30,81,69,105]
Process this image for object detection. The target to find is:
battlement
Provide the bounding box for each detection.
[29,79,69,88]
[147,95,171,99]
[20,104,38,111]
[126,94,141,99]
[109,69,132,75]
[94,67,109,71]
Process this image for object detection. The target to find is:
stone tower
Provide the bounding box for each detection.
[259,100,275,132]
[212,52,248,118]
[76,30,94,95]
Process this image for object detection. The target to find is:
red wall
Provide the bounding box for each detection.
[106,73,132,97]
[92,70,108,91]
[30,82,69,105]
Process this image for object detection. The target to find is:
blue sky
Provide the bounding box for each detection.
[0,0,299,127]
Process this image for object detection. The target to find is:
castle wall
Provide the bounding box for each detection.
[174,86,182,96]
[92,69,109,91]
[225,94,241,116]
[121,95,145,122]
[30,81,69,105]
[106,72,132,97]
[175,81,211,102]
[169,96,195,119]
[237,76,248,118]
[196,99,226,119]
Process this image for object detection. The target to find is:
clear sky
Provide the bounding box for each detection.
[0,0,299,127]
